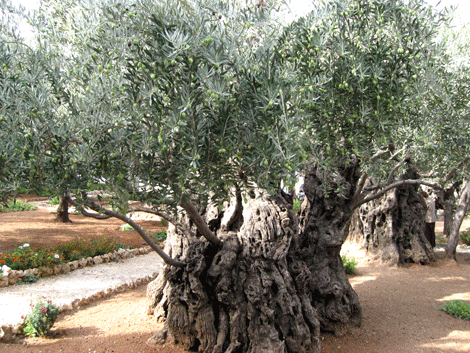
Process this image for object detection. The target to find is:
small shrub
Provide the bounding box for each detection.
[342,256,358,275]
[459,228,470,246]
[49,195,60,206]
[151,230,167,242]
[22,297,60,337]
[18,274,39,285]
[440,300,470,320]
[0,199,37,212]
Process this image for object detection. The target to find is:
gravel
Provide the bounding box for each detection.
[0,251,164,328]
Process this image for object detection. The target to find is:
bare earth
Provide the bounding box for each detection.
[1,198,470,353]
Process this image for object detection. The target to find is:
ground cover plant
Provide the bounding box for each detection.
[440,300,470,320]
[0,199,37,212]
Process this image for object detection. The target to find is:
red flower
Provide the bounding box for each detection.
[40,307,45,312]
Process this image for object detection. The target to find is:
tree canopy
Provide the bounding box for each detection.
[1,0,469,230]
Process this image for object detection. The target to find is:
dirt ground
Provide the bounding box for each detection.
[1,199,470,353]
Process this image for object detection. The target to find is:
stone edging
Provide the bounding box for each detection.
[0,246,153,288]
[0,246,159,343]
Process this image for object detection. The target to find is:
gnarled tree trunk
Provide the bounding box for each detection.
[347,173,435,265]
[146,160,362,352]
[55,193,72,223]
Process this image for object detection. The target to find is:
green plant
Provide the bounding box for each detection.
[22,297,60,337]
[151,230,167,242]
[342,256,358,275]
[49,195,60,206]
[55,236,130,261]
[120,223,134,231]
[440,300,470,320]
[18,274,39,285]
[292,199,302,213]
[459,228,470,246]
[0,199,37,212]
[436,232,447,245]
[0,244,64,271]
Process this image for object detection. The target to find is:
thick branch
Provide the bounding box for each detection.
[180,198,223,247]
[354,179,441,209]
[78,207,112,219]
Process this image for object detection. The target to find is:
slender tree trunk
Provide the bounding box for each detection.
[439,182,460,239]
[55,193,72,223]
[445,180,470,260]
[146,159,363,352]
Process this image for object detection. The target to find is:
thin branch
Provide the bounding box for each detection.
[131,205,195,237]
[350,172,368,209]
[180,198,223,247]
[442,153,470,185]
[67,196,185,267]
[225,186,243,231]
[386,162,404,185]
[354,179,441,209]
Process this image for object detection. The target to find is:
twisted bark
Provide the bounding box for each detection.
[146,159,363,352]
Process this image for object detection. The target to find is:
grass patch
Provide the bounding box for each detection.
[0,199,37,212]
[440,300,470,320]
[342,256,358,275]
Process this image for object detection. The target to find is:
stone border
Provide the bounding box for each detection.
[0,246,159,342]
[0,246,153,287]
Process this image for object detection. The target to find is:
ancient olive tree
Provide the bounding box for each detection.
[11,0,466,352]
[347,6,470,264]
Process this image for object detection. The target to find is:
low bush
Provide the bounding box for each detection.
[1,237,130,272]
[55,236,129,261]
[151,230,167,242]
[342,256,358,275]
[18,274,40,285]
[0,199,37,212]
[459,228,470,246]
[440,300,470,320]
[0,244,64,271]
[49,195,60,206]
